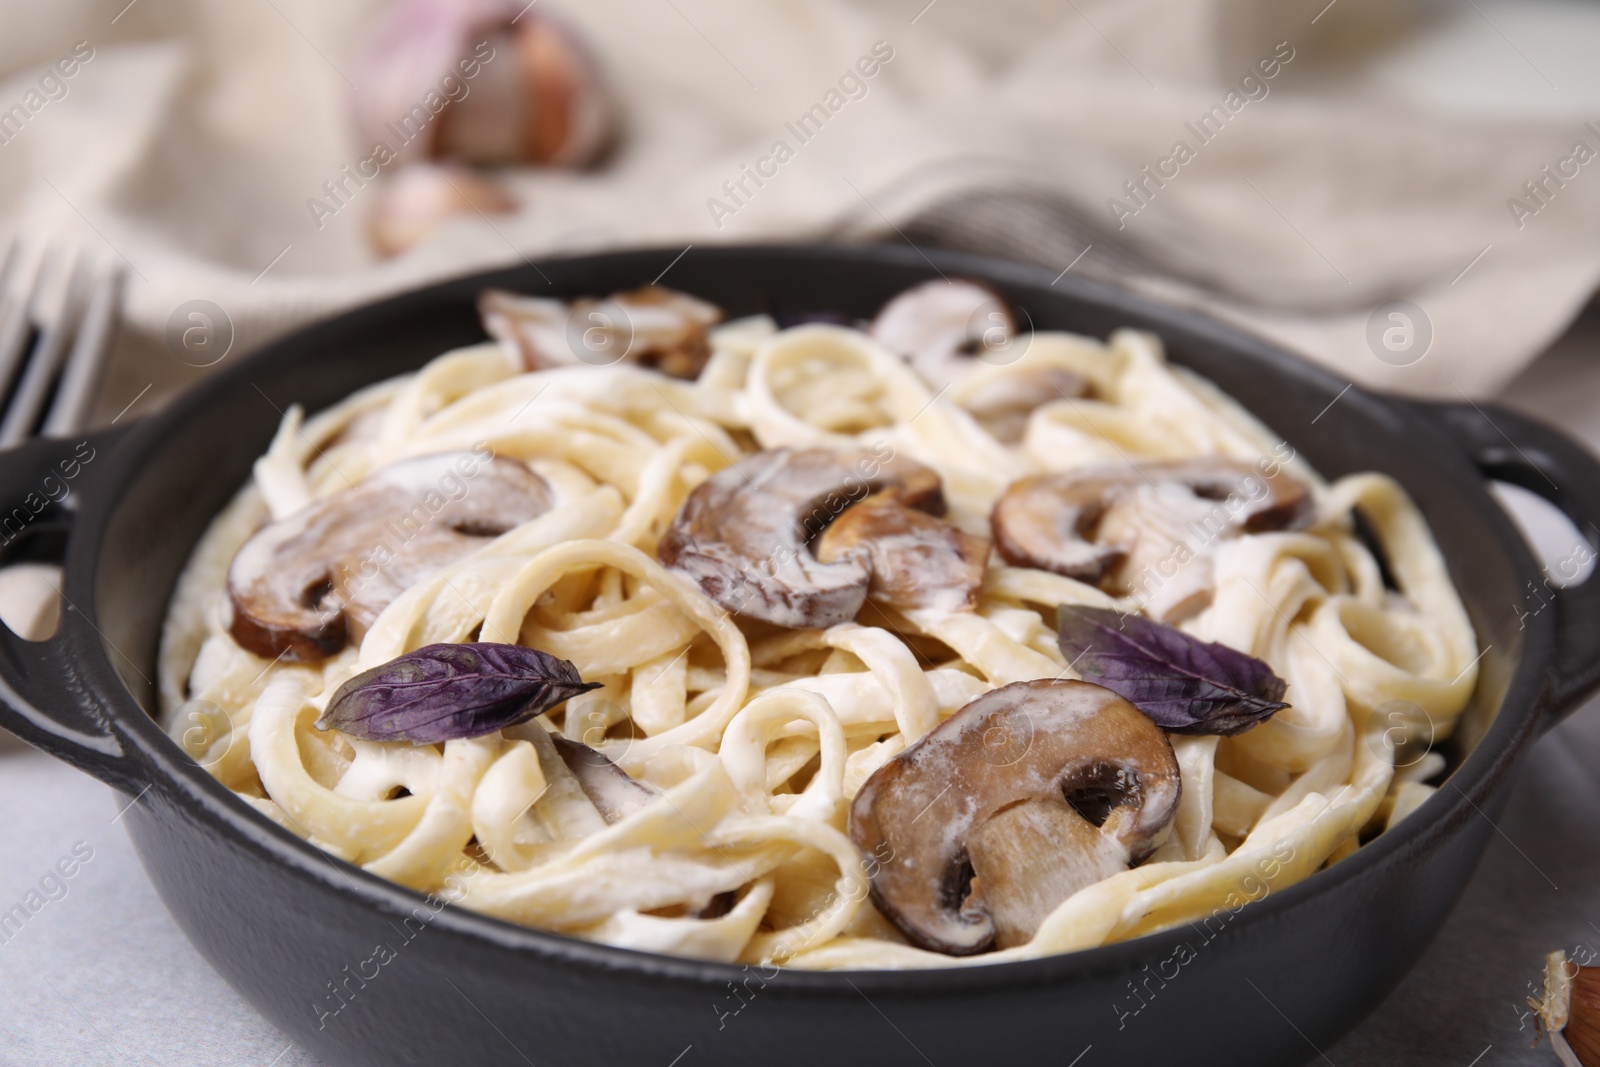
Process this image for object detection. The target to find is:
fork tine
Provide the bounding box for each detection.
[42,260,123,438]
[0,246,79,449]
[0,240,45,409]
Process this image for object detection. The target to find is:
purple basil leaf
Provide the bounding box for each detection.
[316,642,600,744]
[1056,606,1288,736]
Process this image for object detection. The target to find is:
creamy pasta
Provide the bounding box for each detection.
[158,289,1476,969]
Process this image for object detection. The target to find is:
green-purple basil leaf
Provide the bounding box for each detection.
[1057,606,1288,736]
[317,642,601,744]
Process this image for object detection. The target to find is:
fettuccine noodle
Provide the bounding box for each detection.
[159,315,1475,969]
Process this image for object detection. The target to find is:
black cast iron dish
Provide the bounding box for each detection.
[2,245,1598,1067]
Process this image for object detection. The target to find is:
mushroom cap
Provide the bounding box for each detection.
[227,452,553,662]
[961,366,1094,445]
[657,447,945,629]
[849,679,1180,955]
[479,285,723,379]
[991,459,1313,601]
[870,278,1016,392]
[813,489,989,614]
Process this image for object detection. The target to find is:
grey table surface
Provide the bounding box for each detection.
[4,306,1600,1067]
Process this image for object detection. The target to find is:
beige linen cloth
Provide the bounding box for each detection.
[0,0,1598,414]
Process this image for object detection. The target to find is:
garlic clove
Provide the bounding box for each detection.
[349,0,506,166]
[431,27,527,165]
[516,13,614,167]
[351,0,615,170]
[369,162,516,258]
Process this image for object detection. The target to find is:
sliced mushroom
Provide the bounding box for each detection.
[479,285,723,379]
[551,735,657,823]
[991,459,1312,621]
[870,279,1016,392]
[989,469,1133,584]
[849,679,1180,955]
[228,453,552,662]
[657,447,945,629]
[960,366,1094,445]
[813,489,988,614]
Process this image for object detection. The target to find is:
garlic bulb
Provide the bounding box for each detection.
[370,162,516,257]
[350,0,615,169]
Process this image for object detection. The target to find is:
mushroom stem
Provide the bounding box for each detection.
[965,795,1127,949]
[813,489,989,614]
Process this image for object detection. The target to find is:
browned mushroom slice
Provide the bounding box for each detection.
[849,679,1180,955]
[551,735,657,823]
[991,459,1312,619]
[1171,463,1313,534]
[813,490,989,613]
[596,286,723,379]
[227,453,553,662]
[870,279,1016,392]
[960,367,1095,445]
[657,448,945,629]
[478,290,566,367]
[989,469,1134,583]
[479,285,723,379]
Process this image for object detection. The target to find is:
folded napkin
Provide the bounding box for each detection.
[0,0,1598,423]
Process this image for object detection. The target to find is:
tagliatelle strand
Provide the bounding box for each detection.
[160,313,1476,967]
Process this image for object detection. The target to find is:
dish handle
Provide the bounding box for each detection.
[1412,400,1600,726]
[0,428,144,793]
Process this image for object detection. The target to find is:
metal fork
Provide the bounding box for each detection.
[0,238,124,652]
[0,239,124,447]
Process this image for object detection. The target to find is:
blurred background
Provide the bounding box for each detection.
[3,0,1600,411]
[2,0,1600,1064]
